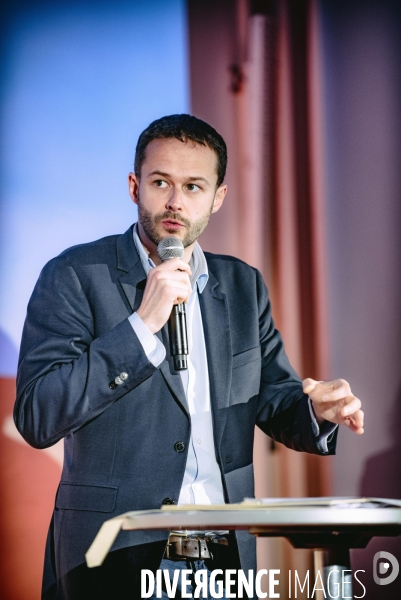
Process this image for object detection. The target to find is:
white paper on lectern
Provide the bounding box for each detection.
[241,497,401,509]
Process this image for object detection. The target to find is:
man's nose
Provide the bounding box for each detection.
[166,187,183,212]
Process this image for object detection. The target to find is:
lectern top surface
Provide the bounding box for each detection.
[85,498,401,568]
[171,497,401,510]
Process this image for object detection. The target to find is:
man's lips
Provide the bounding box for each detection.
[161,219,185,228]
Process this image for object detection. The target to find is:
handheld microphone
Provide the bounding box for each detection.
[157,237,188,371]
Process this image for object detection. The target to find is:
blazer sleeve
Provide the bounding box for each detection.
[14,254,157,449]
[254,269,338,455]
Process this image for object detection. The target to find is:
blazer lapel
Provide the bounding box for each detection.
[116,226,188,414]
[159,353,189,416]
[116,226,147,312]
[200,269,232,449]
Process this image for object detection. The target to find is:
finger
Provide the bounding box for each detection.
[168,286,192,304]
[167,283,192,303]
[157,258,192,276]
[319,379,352,402]
[302,378,320,394]
[341,396,361,418]
[150,269,192,291]
[346,409,364,434]
[155,270,192,284]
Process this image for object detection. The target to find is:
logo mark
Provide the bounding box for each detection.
[373,551,399,585]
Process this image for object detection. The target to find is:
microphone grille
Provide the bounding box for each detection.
[157,236,184,261]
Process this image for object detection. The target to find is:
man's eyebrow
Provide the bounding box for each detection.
[146,170,171,178]
[146,170,211,184]
[186,176,210,184]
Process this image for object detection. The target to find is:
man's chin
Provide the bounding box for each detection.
[140,220,195,248]
[163,228,185,237]
[156,224,187,240]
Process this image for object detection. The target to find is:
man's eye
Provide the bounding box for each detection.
[186,183,200,192]
[154,180,168,188]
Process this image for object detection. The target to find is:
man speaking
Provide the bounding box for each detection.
[14,114,364,599]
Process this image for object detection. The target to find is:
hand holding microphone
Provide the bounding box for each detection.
[136,237,191,370]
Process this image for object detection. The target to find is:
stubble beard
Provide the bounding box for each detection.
[137,195,213,248]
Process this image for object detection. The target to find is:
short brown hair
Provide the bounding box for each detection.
[134,114,227,187]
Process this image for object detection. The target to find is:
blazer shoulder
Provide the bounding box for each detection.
[41,228,134,277]
[32,232,132,295]
[56,233,121,263]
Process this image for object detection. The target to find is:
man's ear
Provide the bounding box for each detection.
[128,172,139,205]
[211,184,227,214]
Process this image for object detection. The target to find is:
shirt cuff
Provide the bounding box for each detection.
[128,312,166,367]
[308,397,338,454]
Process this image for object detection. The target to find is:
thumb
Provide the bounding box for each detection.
[302,378,319,395]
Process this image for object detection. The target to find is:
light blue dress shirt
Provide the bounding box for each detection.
[129,225,226,506]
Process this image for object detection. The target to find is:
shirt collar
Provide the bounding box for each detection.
[133,223,209,293]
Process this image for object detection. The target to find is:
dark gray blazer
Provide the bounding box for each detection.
[15,225,336,596]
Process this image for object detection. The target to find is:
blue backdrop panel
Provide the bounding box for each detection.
[0,0,189,375]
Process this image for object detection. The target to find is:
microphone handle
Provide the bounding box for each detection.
[168,303,188,370]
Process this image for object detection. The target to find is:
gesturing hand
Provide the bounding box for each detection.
[136,258,192,334]
[303,378,364,435]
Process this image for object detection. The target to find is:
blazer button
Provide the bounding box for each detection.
[114,376,123,385]
[109,381,118,390]
[120,372,128,381]
[162,498,175,506]
[174,441,185,453]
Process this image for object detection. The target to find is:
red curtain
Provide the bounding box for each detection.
[0,378,61,600]
[190,0,331,592]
